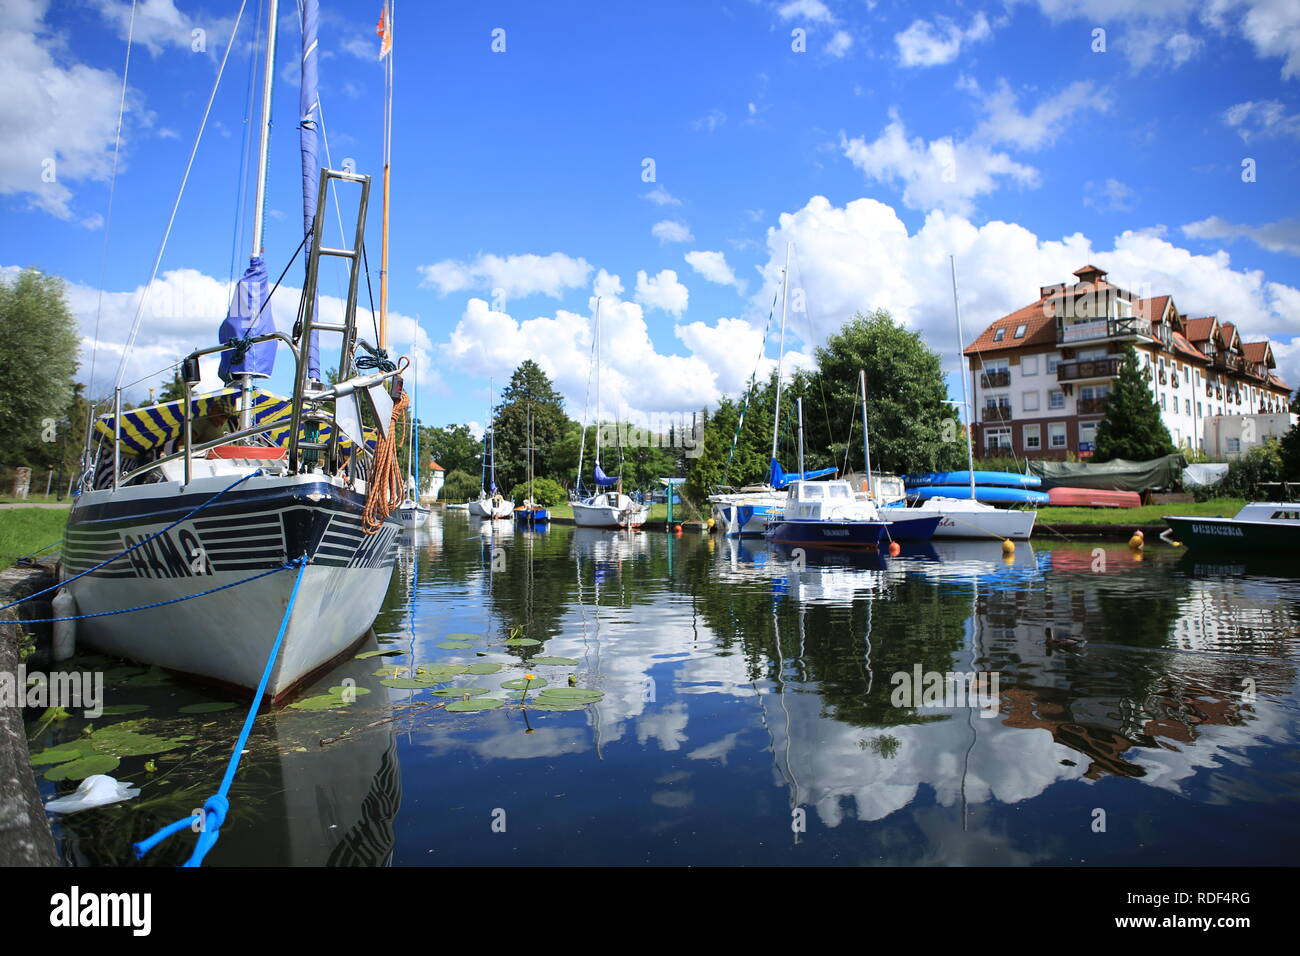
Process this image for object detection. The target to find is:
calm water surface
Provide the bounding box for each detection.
[37,510,1300,866]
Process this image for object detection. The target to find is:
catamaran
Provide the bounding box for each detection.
[60,0,409,700]
[573,297,648,529]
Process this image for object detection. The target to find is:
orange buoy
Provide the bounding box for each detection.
[1001,539,1015,556]
[887,541,901,556]
[1128,530,1144,551]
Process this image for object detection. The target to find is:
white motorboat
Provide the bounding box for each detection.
[899,496,1036,540]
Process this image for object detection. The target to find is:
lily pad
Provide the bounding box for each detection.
[178,702,237,714]
[122,666,172,687]
[463,662,503,675]
[104,666,146,681]
[501,677,548,690]
[100,704,149,715]
[443,632,482,642]
[538,688,604,703]
[530,656,579,666]
[45,753,121,782]
[445,698,504,712]
[431,687,490,698]
[504,638,541,647]
[30,739,95,766]
[289,694,348,711]
[380,678,433,689]
[437,641,475,649]
[355,649,402,660]
[372,665,409,678]
[91,731,185,758]
[525,701,588,712]
[328,686,371,699]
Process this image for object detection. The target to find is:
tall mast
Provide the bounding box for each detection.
[250,0,279,257]
[378,1,395,349]
[796,397,805,477]
[859,368,873,486]
[770,242,791,462]
[950,256,978,501]
[594,297,602,470]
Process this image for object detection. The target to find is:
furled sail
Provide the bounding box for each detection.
[594,464,619,486]
[299,0,321,380]
[767,457,835,489]
[218,256,277,382]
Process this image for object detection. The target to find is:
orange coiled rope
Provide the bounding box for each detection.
[362,389,410,533]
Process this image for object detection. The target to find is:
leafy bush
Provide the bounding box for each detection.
[507,477,566,507]
[1198,440,1283,500]
[441,469,480,501]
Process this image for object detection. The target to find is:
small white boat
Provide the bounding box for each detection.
[709,486,785,536]
[468,389,513,519]
[902,497,1037,540]
[398,500,430,526]
[468,496,514,519]
[572,490,648,528]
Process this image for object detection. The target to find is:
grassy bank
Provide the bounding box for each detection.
[0,506,69,568]
[1034,498,1246,527]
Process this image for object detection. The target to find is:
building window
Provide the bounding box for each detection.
[1226,438,1241,454]
[1023,390,1040,412]
[1046,355,1059,373]
[1079,421,1097,449]
[1185,399,1191,416]
[1160,393,1167,410]
[1184,366,1190,383]
[1022,355,1038,376]
[1023,424,1041,450]
[1014,323,1027,339]
[1048,389,1065,410]
[985,427,1012,450]
[1049,423,1067,449]
[993,328,1006,342]
[1197,402,1203,416]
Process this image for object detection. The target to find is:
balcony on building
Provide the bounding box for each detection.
[981,405,1013,422]
[1057,357,1122,382]
[1076,396,1108,415]
[1056,314,1155,346]
[980,368,1010,388]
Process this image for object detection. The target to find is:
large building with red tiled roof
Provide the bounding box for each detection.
[964,266,1294,459]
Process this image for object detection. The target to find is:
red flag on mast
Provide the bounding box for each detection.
[376,2,392,59]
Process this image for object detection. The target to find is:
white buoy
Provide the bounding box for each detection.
[52,588,76,661]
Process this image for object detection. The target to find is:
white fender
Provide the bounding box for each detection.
[52,587,76,661]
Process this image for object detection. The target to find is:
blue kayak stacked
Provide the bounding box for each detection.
[902,471,1049,505]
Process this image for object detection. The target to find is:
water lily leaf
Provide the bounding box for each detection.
[380,678,433,689]
[538,688,604,703]
[501,677,548,690]
[91,732,185,758]
[463,662,503,675]
[328,686,371,699]
[530,656,579,666]
[100,704,149,715]
[431,687,490,697]
[355,649,402,660]
[289,694,348,711]
[443,633,482,642]
[30,739,95,766]
[373,666,409,678]
[504,638,540,647]
[437,641,474,649]
[45,753,120,781]
[122,666,172,687]
[104,667,146,681]
[178,702,237,714]
[445,698,504,712]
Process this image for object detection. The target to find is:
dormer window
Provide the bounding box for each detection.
[1013,324,1027,339]
[993,328,1006,342]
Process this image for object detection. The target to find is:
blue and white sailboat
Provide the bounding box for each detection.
[468,386,513,519]
[60,0,406,700]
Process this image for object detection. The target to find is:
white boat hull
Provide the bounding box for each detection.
[467,498,514,519]
[61,472,400,700]
[572,492,648,528]
[398,503,430,527]
[907,497,1037,540]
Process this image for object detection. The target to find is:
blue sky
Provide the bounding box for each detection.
[3,0,1298,433]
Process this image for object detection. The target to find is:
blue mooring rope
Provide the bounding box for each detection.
[134,555,310,867]
[16,540,62,565]
[0,469,261,614]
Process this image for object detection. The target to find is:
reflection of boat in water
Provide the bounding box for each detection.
[570,526,650,562]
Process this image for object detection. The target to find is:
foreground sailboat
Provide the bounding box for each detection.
[61,0,406,700]
[573,297,648,529]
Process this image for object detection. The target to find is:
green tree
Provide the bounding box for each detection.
[1280,419,1300,481]
[0,269,80,470]
[804,310,965,475]
[492,360,570,491]
[157,370,186,403]
[507,476,566,507]
[421,423,481,477]
[1093,346,1175,462]
[441,469,480,501]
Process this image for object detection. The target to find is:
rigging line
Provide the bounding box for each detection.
[83,0,137,458]
[112,0,251,393]
[788,247,840,469]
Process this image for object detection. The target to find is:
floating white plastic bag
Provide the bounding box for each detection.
[45,774,140,814]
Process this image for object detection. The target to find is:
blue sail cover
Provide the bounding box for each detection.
[218,256,277,382]
[299,0,321,380]
[767,457,836,489]
[594,464,619,486]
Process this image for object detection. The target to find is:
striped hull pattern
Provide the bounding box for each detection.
[60,473,400,699]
